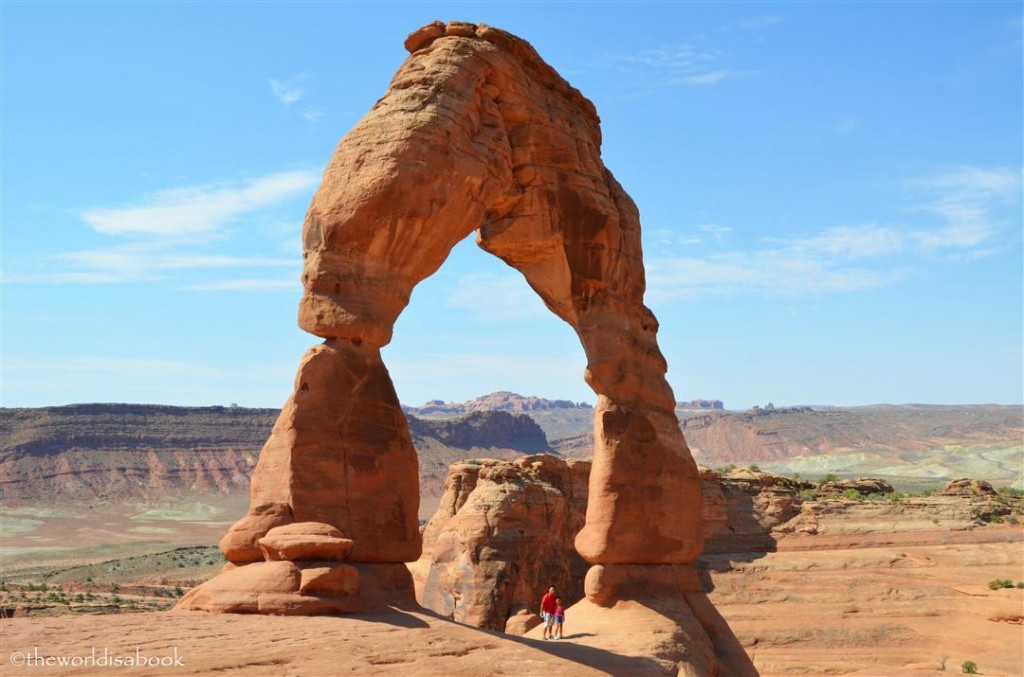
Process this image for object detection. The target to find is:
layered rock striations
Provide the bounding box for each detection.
[177,20,744,673]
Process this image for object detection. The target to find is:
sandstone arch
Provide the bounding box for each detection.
[177,21,754,675]
[293,19,705,567]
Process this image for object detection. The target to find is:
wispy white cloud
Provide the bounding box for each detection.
[302,107,327,122]
[646,249,900,303]
[795,224,904,258]
[905,165,1020,252]
[445,271,549,322]
[81,171,319,237]
[696,223,733,240]
[647,165,1019,303]
[8,170,316,288]
[269,75,307,105]
[672,70,734,87]
[46,243,295,282]
[605,43,743,90]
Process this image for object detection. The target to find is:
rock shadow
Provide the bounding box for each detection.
[698,488,781,593]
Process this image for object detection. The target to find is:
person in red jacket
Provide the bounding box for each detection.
[540,586,557,640]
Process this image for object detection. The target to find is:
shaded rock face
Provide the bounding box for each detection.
[410,455,590,631]
[701,469,810,553]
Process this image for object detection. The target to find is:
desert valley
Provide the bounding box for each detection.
[2,394,1022,675]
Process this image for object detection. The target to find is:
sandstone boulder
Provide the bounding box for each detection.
[503,609,542,636]
[944,478,997,496]
[259,522,354,561]
[175,561,301,614]
[299,563,360,596]
[176,562,409,615]
[219,501,293,564]
[818,477,894,496]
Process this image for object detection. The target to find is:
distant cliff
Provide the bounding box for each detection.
[551,404,1023,487]
[0,404,551,504]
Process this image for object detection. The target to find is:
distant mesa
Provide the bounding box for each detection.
[677,399,724,410]
[404,391,593,417]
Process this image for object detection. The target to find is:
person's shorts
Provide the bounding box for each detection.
[555,615,564,624]
[542,612,554,627]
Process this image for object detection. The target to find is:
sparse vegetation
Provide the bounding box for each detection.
[961,660,978,674]
[988,578,1014,590]
[820,473,839,483]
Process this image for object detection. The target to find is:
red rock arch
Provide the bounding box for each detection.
[288,21,703,568]
[178,24,756,675]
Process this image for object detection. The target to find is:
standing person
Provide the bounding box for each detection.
[553,597,565,639]
[540,586,557,639]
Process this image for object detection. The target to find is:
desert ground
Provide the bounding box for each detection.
[2,497,1021,676]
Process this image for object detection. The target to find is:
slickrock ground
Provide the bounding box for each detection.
[4,523,1020,677]
[3,505,1022,675]
[0,608,695,676]
[709,525,1023,676]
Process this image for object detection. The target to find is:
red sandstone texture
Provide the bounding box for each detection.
[409,455,590,631]
[177,21,738,674]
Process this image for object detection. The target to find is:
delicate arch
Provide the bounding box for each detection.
[282,20,702,566]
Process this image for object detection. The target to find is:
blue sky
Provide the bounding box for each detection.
[3,2,1021,410]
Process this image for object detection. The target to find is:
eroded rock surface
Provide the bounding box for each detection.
[409,454,589,631]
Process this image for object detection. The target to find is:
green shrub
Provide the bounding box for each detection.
[1017,581,1024,589]
[997,486,1024,498]
[988,578,1013,590]
[842,489,861,501]
[821,473,839,483]
[747,464,761,472]
[961,660,977,674]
